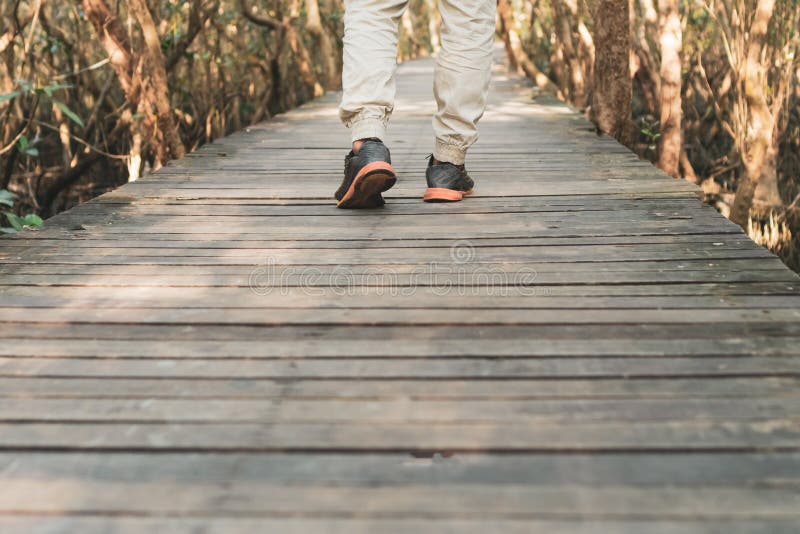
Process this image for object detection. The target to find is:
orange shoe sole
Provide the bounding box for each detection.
[337,161,397,209]
[423,187,473,203]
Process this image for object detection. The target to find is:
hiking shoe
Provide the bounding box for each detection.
[423,156,474,202]
[335,138,397,209]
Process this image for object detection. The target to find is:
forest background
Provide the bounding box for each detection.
[1,0,799,269]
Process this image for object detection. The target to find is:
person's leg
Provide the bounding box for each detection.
[431,0,496,166]
[336,0,409,208]
[339,0,410,148]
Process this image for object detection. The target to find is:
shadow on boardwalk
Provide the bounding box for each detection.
[1,55,800,533]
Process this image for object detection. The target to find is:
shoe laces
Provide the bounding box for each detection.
[426,154,465,171]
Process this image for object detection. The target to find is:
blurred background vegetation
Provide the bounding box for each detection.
[1,0,798,269]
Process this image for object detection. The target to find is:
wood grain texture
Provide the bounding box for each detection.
[1,51,799,531]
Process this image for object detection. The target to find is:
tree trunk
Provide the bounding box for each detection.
[497,0,564,98]
[81,0,185,170]
[631,0,661,116]
[305,0,338,90]
[656,0,681,177]
[730,0,777,227]
[575,1,595,92]
[240,0,323,98]
[79,0,134,93]
[284,18,324,97]
[591,0,634,147]
[128,0,186,162]
[553,0,587,107]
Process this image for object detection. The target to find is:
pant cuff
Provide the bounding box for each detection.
[350,117,387,143]
[434,140,467,165]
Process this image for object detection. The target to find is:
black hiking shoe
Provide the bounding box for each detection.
[335,138,397,209]
[423,155,474,202]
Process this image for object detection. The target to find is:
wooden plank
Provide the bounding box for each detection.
[0,420,798,450]
[1,244,778,263]
[2,517,797,534]
[9,225,745,242]
[2,336,799,358]
[95,183,699,200]
[2,397,797,423]
[0,233,759,248]
[3,288,800,309]
[35,199,729,217]
[1,356,798,379]
[41,206,728,224]
[3,257,783,273]
[1,482,798,518]
[22,218,739,235]
[0,307,797,326]
[0,254,783,269]
[5,451,799,486]
[3,321,800,341]
[3,295,800,313]
[2,270,796,288]
[8,228,748,242]
[1,377,795,399]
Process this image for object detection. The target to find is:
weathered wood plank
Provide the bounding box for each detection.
[2,336,799,358]
[0,50,798,530]
[1,397,797,423]
[4,290,800,310]
[1,377,795,399]
[3,322,800,341]
[0,234,759,250]
[0,307,797,326]
[1,356,798,379]
[1,420,797,450]
[3,295,800,313]
[1,270,796,288]
[1,482,798,518]
[4,452,798,486]
[1,244,779,263]
[2,517,797,534]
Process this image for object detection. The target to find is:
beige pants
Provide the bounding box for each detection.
[339,0,496,165]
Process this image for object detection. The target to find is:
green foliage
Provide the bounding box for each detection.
[0,189,44,234]
[17,135,39,157]
[0,90,20,103]
[638,118,661,155]
[325,9,344,24]
[0,190,14,208]
[1,80,84,128]
[52,99,85,127]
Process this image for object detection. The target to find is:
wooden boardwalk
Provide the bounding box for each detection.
[2,55,800,533]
